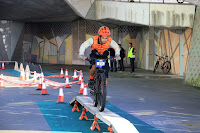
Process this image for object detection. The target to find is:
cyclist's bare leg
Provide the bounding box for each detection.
[90,65,96,77]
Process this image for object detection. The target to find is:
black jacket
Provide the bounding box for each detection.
[120,48,125,59]
[109,48,115,56]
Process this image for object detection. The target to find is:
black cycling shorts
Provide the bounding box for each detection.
[89,53,109,78]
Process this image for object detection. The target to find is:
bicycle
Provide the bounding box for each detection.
[153,54,171,74]
[85,57,110,112]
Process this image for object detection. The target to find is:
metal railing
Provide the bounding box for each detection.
[97,0,189,4]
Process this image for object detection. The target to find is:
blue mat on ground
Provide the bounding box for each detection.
[43,72,60,79]
[37,102,109,133]
[2,69,21,77]
[106,103,164,133]
[37,102,164,133]
[43,72,54,76]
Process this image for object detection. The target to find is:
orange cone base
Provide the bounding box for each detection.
[78,80,81,85]
[107,126,113,133]
[90,117,101,131]
[57,96,65,103]
[60,74,64,78]
[65,84,71,88]
[79,88,83,94]
[2,67,5,69]
[41,89,48,95]
[72,101,79,112]
[79,108,88,120]
[83,94,88,97]
[36,84,42,90]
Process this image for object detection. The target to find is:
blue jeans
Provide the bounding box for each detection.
[110,56,117,71]
[130,58,135,72]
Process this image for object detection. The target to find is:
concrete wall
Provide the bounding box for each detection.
[95,1,150,26]
[92,1,195,28]
[150,4,195,28]
[136,27,192,75]
[0,20,24,61]
[72,19,86,65]
[186,0,200,5]
[65,0,95,18]
[10,22,24,60]
[23,22,72,64]
[186,6,200,87]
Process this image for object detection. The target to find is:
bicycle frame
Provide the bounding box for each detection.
[85,57,112,111]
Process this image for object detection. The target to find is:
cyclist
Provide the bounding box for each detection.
[79,26,120,88]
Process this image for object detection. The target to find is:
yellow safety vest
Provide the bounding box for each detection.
[128,47,135,58]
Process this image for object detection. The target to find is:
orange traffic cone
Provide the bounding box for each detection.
[83,84,88,97]
[0,74,5,87]
[78,70,82,85]
[33,71,37,82]
[2,62,5,69]
[60,68,64,78]
[79,79,84,94]
[25,70,29,80]
[41,80,48,95]
[73,69,78,80]
[36,76,42,90]
[65,69,68,79]
[20,69,25,80]
[41,72,44,82]
[57,86,65,103]
[65,76,71,88]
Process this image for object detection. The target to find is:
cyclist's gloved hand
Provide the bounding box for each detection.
[79,55,85,60]
[115,54,121,60]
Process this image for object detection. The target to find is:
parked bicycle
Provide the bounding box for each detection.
[85,57,111,112]
[153,54,171,74]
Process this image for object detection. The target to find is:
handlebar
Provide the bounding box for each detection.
[85,57,115,62]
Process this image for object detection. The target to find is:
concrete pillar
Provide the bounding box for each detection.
[111,27,119,43]
[72,19,86,65]
[149,26,155,70]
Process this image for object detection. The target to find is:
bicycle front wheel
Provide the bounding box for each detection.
[163,61,171,74]
[96,73,106,112]
[153,61,159,73]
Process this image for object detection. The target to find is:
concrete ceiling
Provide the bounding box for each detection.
[0,0,81,22]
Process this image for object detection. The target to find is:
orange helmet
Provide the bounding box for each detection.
[98,26,111,36]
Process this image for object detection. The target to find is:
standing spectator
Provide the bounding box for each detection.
[128,42,136,73]
[109,48,117,72]
[118,44,125,72]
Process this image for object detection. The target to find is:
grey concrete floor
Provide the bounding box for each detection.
[0,63,200,133]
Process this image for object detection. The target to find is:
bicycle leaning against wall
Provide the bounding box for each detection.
[153,54,171,74]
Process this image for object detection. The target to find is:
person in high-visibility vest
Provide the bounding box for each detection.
[128,43,136,73]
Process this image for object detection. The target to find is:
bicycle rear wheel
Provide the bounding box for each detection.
[163,61,171,74]
[96,73,106,112]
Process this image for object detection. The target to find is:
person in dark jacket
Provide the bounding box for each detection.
[118,44,125,71]
[109,48,117,72]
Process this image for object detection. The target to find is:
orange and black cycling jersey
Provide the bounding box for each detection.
[91,35,112,56]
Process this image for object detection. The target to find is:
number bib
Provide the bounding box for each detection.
[95,59,106,68]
